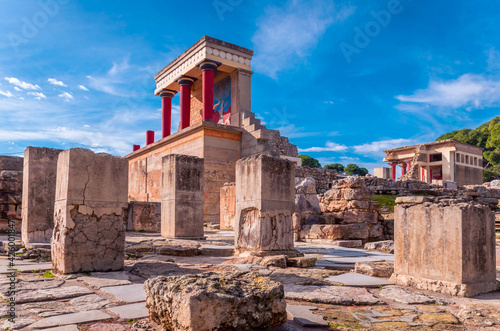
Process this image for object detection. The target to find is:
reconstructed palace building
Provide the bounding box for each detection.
[383,139,483,186]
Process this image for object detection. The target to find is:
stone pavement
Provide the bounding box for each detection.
[0,230,498,330]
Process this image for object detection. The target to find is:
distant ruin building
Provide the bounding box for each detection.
[383,139,483,186]
[126,36,299,224]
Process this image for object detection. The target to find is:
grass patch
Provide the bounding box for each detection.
[372,194,398,213]
[42,270,55,278]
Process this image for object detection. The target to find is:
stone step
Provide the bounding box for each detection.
[242,116,261,128]
[249,128,272,141]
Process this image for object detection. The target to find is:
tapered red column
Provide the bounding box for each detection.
[401,164,406,176]
[146,130,155,145]
[389,162,397,180]
[159,89,177,138]
[198,60,220,122]
[133,145,140,152]
[176,76,196,130]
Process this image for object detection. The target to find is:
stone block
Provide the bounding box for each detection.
[21,147,63,244]
[144,271,287,331]
[127,201,160,232]
[235,155,295,255]
[51,148,128,274]
[161,154,204,239]
[220,183,235,230]
[392,199,497,297]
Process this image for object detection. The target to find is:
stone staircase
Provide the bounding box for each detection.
[240,111,297,158]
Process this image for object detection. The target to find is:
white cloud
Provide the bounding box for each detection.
[353,138,415,154]
[396,74,500,110]
[27,92,47,100]
[48,78,67,87]
[4,77,41,90]
[78,85,89,91]
[252,0,355,78]
[298,141,348,152]
[0,90,14,98]
[58,92,74,101]
[14,87,21,91]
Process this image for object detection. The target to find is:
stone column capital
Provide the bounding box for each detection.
[176,75,197,86]
[197,59,221,72]
[158,89,177,98]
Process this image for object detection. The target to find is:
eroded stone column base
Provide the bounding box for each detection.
[390,273,499,297]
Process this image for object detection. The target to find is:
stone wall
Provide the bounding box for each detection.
[235,155,295,255]
[21,147,63,244]
[392,196,498,297]
[127,201,160,233]
[51,148,128,274]
[295,167,337,194]
[295,176,387,245]
[220,183,236,230]
[0,156,23,233]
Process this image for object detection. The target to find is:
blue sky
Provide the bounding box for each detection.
[1,0,500,173]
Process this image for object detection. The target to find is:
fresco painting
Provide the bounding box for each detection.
[213,76,231,125]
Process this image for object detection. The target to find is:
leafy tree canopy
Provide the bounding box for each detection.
[324,163,344,173]
[344,164,369,176]
[299,154,321,168]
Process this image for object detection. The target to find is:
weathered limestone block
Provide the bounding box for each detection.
[127,201,161,232]
[235,155,295,255]
[392,198,498,297]
[219,183,235,230]
[22,147,63,244]
[51,148,128,274]
[355,261,394,277]
[161,154,204,239]
[144,271,287,331]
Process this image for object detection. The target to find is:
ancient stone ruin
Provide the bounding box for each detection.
[392,196,498,297]
[1,35,499,331]
[51,148,128,274]
[295,176,388,247]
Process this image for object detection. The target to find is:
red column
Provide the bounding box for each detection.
[389,163,396,180]
[199,61,219,122]
[176,76,196,130]
[421,166,425,182]
[146,130,154,145]
[401,164,406,176]
[159,89,177,138]
[406,161,412,172]
[133,145,140,152]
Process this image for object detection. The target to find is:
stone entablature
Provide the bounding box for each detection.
[154,36,253,94]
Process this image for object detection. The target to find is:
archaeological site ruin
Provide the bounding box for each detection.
[0,36,499,331]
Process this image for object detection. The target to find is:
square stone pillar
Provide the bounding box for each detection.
[22,147,63,245]
[392,196,498,297]
[235,155,295,255]
[220,183,236,230]
[161,154,204,239]
[51,148,128,274]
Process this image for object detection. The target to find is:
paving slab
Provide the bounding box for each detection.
[29,310,112,329]
[321,256,384,264]
[0,263,52,274]
[16,285,94,304]
[379,286,436,304]
[284,284,380,305]
[199,244,234,256]
[43,325,79,331]
[286,305,329,327]
[77,272,132,289]
[108,302,148,319]
[315,260,354,270]
[100,283,146,303]
[325,272,393,287]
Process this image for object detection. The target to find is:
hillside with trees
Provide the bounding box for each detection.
[436,116,500,181]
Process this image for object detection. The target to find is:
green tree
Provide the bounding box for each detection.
[344,164,370,176]
[299,155,321,168]
[359,167,369,176]
[324,163,344,173]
